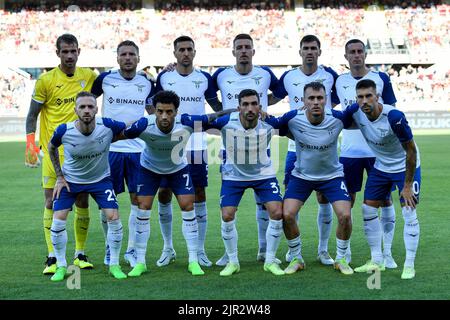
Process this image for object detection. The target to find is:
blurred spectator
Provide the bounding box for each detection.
[0,68,32,116]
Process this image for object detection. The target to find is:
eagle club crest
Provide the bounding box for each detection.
[134,84,146,92]
[252,76,263,85]
[192,80,203,89]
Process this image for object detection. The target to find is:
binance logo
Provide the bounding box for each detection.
[56,97,75,105]
[294,96,300,103]
[108,97,114,104]
[227,93,233,100]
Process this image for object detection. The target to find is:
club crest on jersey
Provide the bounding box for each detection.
[79,80,86,89]
[192,80,203,89]
[252,76,263,85]
[378,128,389,137]
[96,135,106,144]
[134,84,146,92]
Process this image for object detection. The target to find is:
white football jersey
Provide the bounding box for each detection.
[50,117,126,184]
[212,65,278,111]
[91,70,154,153]
[335,70,397,158]
[273,65,339,152]
[155,69,216,151]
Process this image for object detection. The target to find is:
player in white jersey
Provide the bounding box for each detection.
[272,35,339,266]
[335,39,398,267]
[48,92,128,281]
[211,33,282,266]
[265,82,354,275]
[153,36,221,268]
[201,89,285,276]
[123,90,233,277]
[91,40,155,268]
[342,79,421,280]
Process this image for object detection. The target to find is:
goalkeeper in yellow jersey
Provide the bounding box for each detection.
[25,34,97,274]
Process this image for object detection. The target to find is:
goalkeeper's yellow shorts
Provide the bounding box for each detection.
[41,153,64,189]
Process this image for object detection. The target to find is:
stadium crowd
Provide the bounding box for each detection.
[0,70,31,116]
[0,1,448,114]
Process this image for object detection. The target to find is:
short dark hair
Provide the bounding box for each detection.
[152,90,180,109]
[238,89,260,105]
[117,40,139,54]
[300,35,321,49]
[173,36,195,49]
[345,39,366,52]
[304,82,326,94]
[356,79,377,91]
[56,34,78,51]
[233,33,253,46]
[76,91,96,102]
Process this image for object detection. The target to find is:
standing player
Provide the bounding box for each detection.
[266,82,354,275]
[91,40,155,268]
[123,91,233,277]
[272,35,339,266]
[48,92,128,281]
[25,34,97,274]
[212,33,281,266]
[335,39,398,267]
[153,36,221,268]
[344,79,421,280]
[202,89,285,276]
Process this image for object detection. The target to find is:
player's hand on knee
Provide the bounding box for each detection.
[53,176,70,200]
[400,186,417,209]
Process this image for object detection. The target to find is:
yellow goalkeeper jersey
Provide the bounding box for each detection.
[32,66,97,152]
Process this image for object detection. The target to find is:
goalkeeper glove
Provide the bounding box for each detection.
[25,133,42,168]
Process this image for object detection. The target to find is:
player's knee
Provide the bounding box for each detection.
[316,192,329,204]
[283,210,297,224]
[158,188,172,203]
[45,198,53,209]
[194,187,206,202]
[179,201,194,212]
[75,193,89,208]
[338,212,352,227]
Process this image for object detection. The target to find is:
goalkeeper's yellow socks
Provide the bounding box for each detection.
[43,207,54,255]
[74,206,90,253]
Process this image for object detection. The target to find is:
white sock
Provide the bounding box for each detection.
[381,205,396,255]
[221,219,239,264]
[256,202,269,252]
[336,238,350,260]
[158,202,173,250]
[99,210,108,245]
[135,209,151,264]
[107,219,123,266]
[287,236,302,259]
[127,205,138,251]
[317,203,333,253]
[362,204,383,264]
[51,218,67,267]
[402,207,420,268]
[265,219,283,264]
[194,202,208,253]
[182,210,199,263]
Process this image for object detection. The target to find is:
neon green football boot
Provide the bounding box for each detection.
[50,266,67,282]
[128,263,147,277]
[109,265,127,280]
[219,263,240,276]
[188,262,205,276]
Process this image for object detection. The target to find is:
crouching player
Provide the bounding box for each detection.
[48,92,129,281]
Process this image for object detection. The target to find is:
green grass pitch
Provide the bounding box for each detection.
[0,134,449,300]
